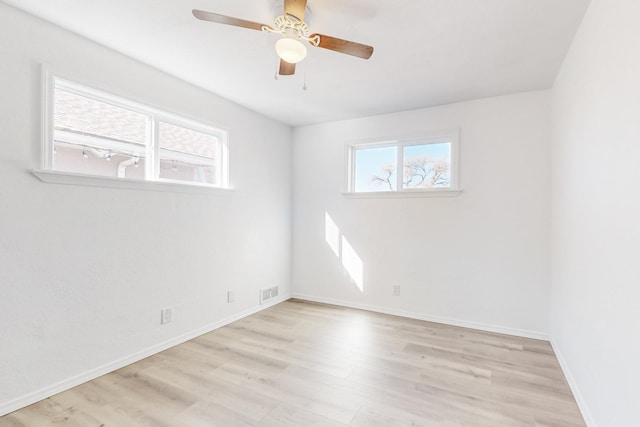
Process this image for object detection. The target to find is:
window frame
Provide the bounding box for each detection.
[39,68,230,192]
[344,129,461,197]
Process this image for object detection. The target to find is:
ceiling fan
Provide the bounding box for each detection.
[193,0,374,76]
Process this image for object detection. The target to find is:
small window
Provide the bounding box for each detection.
[347,131,459,194]
[44,76,229,189]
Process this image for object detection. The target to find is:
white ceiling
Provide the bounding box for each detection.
[5,0,590,126]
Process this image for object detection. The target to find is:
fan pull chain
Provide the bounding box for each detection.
[274,56,279,80]
[303,72,308,91]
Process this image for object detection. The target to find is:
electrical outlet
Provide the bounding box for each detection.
[161,307,173,324]
[392,285,401,296]
[227,290,235,303]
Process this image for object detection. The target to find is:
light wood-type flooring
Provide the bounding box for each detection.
[1,299,585,426]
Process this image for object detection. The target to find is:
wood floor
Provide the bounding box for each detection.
[1,299,585,426]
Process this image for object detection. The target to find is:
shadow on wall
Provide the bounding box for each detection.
[325,212,364,292]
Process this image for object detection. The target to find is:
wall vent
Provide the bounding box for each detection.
[260,286,279,304]
[260,288,271,304]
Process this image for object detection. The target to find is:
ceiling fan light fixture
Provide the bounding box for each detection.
[275,37,307,64]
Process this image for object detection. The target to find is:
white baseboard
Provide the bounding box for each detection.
[550,338,597,427]
[291,293,549,341]
[0,295,288,417]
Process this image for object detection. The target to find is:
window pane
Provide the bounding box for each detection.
[158,122,218,185]
[403,142,451,189]
[52,142,145,179]
[54,88,147,145]
[354,146,397,192]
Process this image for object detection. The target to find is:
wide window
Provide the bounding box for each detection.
[44,76,229,188]
[347,131,459,194]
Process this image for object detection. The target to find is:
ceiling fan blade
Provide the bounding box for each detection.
[192,9,268,31]
[284,0,307,21]
[310,34,374,59]
[279,60,296,76]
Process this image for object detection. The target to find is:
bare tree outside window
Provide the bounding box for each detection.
[352,140,454,193]
[403,155,450,188]
[370,164,396,190]
[353,145,397,192]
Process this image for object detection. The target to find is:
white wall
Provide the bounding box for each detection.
[0,4,291,415]
[292,91,551,338]
[550,0,640,425]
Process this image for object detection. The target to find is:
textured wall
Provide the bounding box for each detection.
[0,3,291,414]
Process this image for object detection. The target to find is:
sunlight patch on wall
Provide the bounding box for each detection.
[341,236,364,292]
[325,212,340,257]
[325,212,364,292]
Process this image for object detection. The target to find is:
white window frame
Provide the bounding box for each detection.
[36,68,230,194]
[344,129,461,198]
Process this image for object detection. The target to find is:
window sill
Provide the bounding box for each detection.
[342,189,462,199]
[32,170,234,196]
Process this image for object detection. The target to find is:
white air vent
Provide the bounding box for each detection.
[260,288,271,305]
[260,286,279,304]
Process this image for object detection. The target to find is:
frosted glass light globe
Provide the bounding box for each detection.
[275,38,307,64]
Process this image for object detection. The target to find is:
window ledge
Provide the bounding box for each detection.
[342,189,462,199]
[32,170,234,196]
